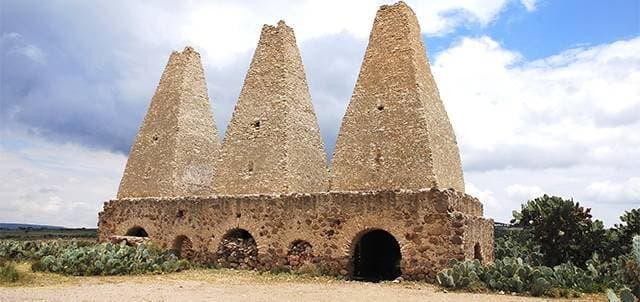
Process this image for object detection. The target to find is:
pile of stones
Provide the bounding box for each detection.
[215,236,258,269]
[107,235,150,246]
[287,240,314,268]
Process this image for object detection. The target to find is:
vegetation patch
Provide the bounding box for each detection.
[0,261,23,283]
[0,240,189,276]
[439,195,640,300]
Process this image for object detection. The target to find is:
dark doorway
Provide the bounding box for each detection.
[351,229,401,281]
[125,226,148,237]
[474,243,483,261]
[172,235,195,260]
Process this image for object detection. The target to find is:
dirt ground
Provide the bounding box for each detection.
[0,266,606,302]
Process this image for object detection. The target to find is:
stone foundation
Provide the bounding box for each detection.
[98,188,493,281]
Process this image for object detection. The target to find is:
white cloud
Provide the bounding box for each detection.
[586,177,640,204]
[432,36,640,225]
[11,44,47,64]
[506,184,544,200]
[520,0,538,11]
[466,182,498,209]
[433,36,640,169]
[2,32,47,65]
[0,131,126,227]
[176,0,524,66]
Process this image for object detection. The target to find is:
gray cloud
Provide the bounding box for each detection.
[0,1,188,153]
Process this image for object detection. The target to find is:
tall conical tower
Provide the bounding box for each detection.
[118,47,220,198]
[213,21,330,195]
[331,2,465,192]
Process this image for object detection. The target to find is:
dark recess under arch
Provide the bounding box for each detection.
[125,226,148,237]
[351,229,401,282]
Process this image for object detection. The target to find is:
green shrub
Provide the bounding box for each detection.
[495,229,544,266]
[437,255,637,298]
[511,195,606,267]
[0,261,21,283]
[0,239,189,276]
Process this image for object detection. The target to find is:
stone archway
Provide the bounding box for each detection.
[125,226,148,237]
[350,229,401,281]
[215,228,258,269]
[287,239,313,268]
[172,235,195,260]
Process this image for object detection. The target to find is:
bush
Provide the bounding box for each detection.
[0,240,189,276]
[437,254,638,298]
[511,195,606,267]
[495,229,544,266]
[603,209,640,259]
[0,261,21,283]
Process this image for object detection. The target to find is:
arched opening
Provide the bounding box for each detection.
[216,228,257,269]
[125,226,148,237]
[287,240,313,268]
[474,242,483,261]
[351,229,401,282]
[172,235,195,260]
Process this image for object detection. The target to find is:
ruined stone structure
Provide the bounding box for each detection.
[99,2,494,282]
[118,47,220,198]
[213,21,330,195]
[331,2,464,192]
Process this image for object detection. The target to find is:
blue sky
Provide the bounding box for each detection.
[427,0,639,59]
[1,0,638,227]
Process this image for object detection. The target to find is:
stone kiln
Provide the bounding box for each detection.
[99,1,494,282]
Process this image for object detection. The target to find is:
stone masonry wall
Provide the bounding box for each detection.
[213,21,329,195]
[99,188,493,281]
[118,47,220,198]
[331,1,465,193]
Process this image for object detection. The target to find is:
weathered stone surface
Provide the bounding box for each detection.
[101,1,494,283]
[118,47,220,198]
[98,188,493,281]
[107,235,150,246]
[215,236,259,269]
[331,1,465,192]
[213,21,329,195]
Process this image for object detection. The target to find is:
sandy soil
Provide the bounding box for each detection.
[0,268,605,302]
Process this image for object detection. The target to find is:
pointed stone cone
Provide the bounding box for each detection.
[213,21,330,195]
[331,2,465,192]
[117,47,220,198]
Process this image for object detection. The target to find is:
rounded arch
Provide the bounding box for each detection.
[172,235,195,260]
[350,228,401,282]
[216,228,258,269]
[125,226,148,237]
[113,218,157,242]
[287,239,314,268]
[223,228,254,240]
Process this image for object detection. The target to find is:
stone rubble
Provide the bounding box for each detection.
[215,237,259,269]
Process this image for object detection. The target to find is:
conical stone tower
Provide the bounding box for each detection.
[214,21,330,195]
[331,2,465,192]
[118,47,220,198]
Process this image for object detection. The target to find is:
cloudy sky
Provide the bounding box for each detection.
[1,0,638,228]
